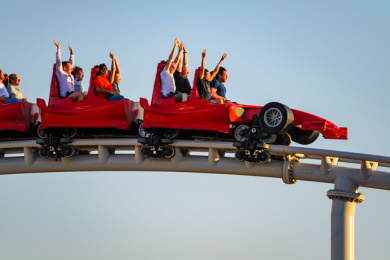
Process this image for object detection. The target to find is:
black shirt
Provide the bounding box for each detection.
[174,71,191,95]
[196,77,211,101]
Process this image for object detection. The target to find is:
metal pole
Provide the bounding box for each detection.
[327,173,364,260]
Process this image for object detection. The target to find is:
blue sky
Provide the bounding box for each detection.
[1,1,390,259]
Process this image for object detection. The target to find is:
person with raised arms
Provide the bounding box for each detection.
[197,50,227,104]
[54,40,84,102]
[160,38,188,102]
[93,52,125,101]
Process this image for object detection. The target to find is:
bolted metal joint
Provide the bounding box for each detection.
[327,189,364,203]
[282,155,298,184]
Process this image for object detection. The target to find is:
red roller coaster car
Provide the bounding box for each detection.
[36,65,142,158]
[139,62,347,161]
[0,100,39,139]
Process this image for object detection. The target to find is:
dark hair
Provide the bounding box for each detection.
[95,63,107,77]
[72,66,83,77]
[204,69,209,73]
[62,61,71,67]
[1,70,8,85]
[9,74,16,81]
[217,66,226,76]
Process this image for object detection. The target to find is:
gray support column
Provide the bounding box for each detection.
[327,174,364,260]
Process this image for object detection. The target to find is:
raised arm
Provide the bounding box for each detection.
[183,44,188,69]
[114,55,121,76]
[54,40,62,70]
[175,42,184,73]
[176,55,182,73]
[199,49,206,80]
[69,44,74,67]
[210,53,227,81]
[109,52,116,83]
[165,38,180,72]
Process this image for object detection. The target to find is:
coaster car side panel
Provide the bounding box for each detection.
[0,101,38,132]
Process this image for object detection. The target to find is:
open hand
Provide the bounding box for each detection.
[54,40,60,49]
[174,38,180,47]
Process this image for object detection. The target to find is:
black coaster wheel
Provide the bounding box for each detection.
[163,129,179,139]
[274,133,292,146]
[37,128,47,138]
[140,146,150,158]
[235,150,245,162]
[234,125,249,142]
[39,147,51,159]
[61,128,78,138]
[139,123,151,138]
[164,146,175,159]
[259,102,294,134]
[62,145,76,158]
[259,133,277,144]
[258,150,271,164]
[288,127,320,145]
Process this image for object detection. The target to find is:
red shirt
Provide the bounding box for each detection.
[93,75,113,98]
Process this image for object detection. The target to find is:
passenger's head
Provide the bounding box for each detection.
[73,66,84,81]
[62,61,73,74]
[182,67,189,78]
[0,69,4,81]
[9,74,20,86]
[114,72,121,85]
[204,69,211,81]
[217,67,228,83]
[96,63,109,78]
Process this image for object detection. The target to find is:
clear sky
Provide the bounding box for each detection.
[1,1,390,259]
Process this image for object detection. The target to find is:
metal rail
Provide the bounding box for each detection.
[1,138,389,260]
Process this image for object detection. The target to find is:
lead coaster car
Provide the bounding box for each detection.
[139,63,348,161]
[36,65,143,158]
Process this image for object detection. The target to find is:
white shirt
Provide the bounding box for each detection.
[56,49,75,97]
[7,84,23,99]
[160,68,175,96]
[0,82,9,98]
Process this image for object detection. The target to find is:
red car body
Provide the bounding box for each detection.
[0,101,39,134]
[140,63,347,140]
[37,65,141,133]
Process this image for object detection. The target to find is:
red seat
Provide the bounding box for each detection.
[87,66,99,99]
[48,64,73,107]
[189,67,201,100]
[151,62,176,106]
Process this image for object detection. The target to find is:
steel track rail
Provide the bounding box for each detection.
[0,138,388,191]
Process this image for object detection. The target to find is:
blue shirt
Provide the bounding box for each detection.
[74,78,84,93]
[210,78,226,98]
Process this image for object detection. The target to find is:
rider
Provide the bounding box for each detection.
[54,40,84,102]
[197,50,227,104]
